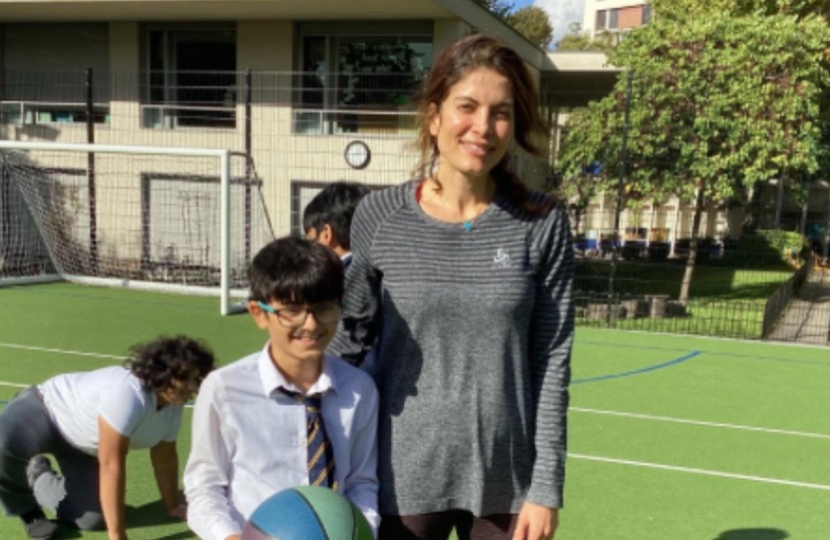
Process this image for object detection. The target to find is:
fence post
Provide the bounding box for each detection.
[244,68,253,265]
[607,70,633,328]
[86,67,99,274]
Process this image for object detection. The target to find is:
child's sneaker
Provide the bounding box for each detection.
[20,508,57,540]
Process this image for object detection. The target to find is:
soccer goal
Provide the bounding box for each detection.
[0,140,275,315]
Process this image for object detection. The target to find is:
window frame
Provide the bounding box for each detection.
[293,21,433,136]
[139,22,238,130]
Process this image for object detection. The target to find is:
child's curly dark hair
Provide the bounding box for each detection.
[124,335,216,392]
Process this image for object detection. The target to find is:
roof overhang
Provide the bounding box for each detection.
[542,51,621,108]
[0,0,454,22]
[0,0,548,70]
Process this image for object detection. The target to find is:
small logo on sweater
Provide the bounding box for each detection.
[493,248,511,268]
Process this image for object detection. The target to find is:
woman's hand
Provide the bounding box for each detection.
[167,502,187,520]
[512,502,559,540]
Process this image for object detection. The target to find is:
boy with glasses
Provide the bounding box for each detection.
[183,237,379,540]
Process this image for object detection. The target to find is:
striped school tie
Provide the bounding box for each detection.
[281,389,338,490]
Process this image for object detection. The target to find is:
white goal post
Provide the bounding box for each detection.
[0,140,273,315]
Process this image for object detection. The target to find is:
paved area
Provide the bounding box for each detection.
[768,267,830,345]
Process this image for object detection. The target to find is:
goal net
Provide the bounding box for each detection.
[0,141,275,315]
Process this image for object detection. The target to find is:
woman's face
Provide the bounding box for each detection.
[429,67,515,182]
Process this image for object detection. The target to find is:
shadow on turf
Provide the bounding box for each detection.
[52,526,81,540]
[125,500,194,539]
[714,528,788,540]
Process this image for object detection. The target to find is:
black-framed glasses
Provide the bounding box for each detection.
[257,301,341,327]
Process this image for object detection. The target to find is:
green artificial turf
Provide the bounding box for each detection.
[1,284,828,540]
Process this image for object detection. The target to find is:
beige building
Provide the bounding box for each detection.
[582,0,651,40]
[0,0,575,287]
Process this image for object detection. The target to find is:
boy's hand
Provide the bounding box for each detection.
[167,503,187,520]
[224,535,241,540]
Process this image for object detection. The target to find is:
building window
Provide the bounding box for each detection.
[294,22,432,136]
[141,24,237,130]
[642,5,652,24]
[0,23,110,126]
[608,9,620,29]
[595,10,607,31]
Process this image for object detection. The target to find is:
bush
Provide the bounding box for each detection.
[717,230,805,269]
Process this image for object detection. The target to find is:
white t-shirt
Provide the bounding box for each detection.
[39,365,183,456]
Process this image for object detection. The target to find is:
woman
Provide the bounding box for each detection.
[328,34,574,540]
[0,335,215,540]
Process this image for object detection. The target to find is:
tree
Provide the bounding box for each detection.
[556,109,611,234]
[471,0,514,19]
[506,6,554,49]
[557,14,830,304]
[651,0,830,20]
[555,22,615,52]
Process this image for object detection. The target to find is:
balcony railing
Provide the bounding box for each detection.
[1,69,420,136]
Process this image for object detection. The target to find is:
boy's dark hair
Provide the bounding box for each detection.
[302,181,370,250]
[248,236,344,305]
[125,335,216,392]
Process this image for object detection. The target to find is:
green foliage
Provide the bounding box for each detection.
[506,6,554,49]
[338,41,426,106]
[753,229,807,264]
[558,13,829,303]
[471,0,514,19]
[558,14,830,209]
[651,0,830,20]
[555,22,616,52]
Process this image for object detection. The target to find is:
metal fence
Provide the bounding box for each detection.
[556,70,830,345]
[570,208,814,341]
[3,67,828,343]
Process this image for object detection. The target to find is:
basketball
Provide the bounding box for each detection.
[241,485,374,540]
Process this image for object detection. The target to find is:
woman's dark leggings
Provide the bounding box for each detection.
[379,510,518,540]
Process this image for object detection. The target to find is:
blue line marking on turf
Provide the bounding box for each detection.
[578,339,830,367]
[572,350,701,384]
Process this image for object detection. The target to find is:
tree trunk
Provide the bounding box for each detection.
[671,197,682,256]
[679,186,705,305]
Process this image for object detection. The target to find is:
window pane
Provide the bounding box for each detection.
[294,25,432,135]
[609,9,619,29]
[148,31,166,103]
[335,36,431,108]
[642,5,652,24]
[142,26,236,129]
[300,37,327,108]
[175,38,236,127]
[596,10,607,30]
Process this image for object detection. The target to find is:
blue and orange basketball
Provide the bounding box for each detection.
[241,485,374,540]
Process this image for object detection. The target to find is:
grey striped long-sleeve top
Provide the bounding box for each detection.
[328,180,574,516]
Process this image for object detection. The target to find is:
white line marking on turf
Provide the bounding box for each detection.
[570,453,830,491]
[0,381,28,389]
[0,342,122,360]
[572,407,830,440]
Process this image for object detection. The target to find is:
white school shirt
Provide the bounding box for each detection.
[39,366,182,455]
[184,344,379,540]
